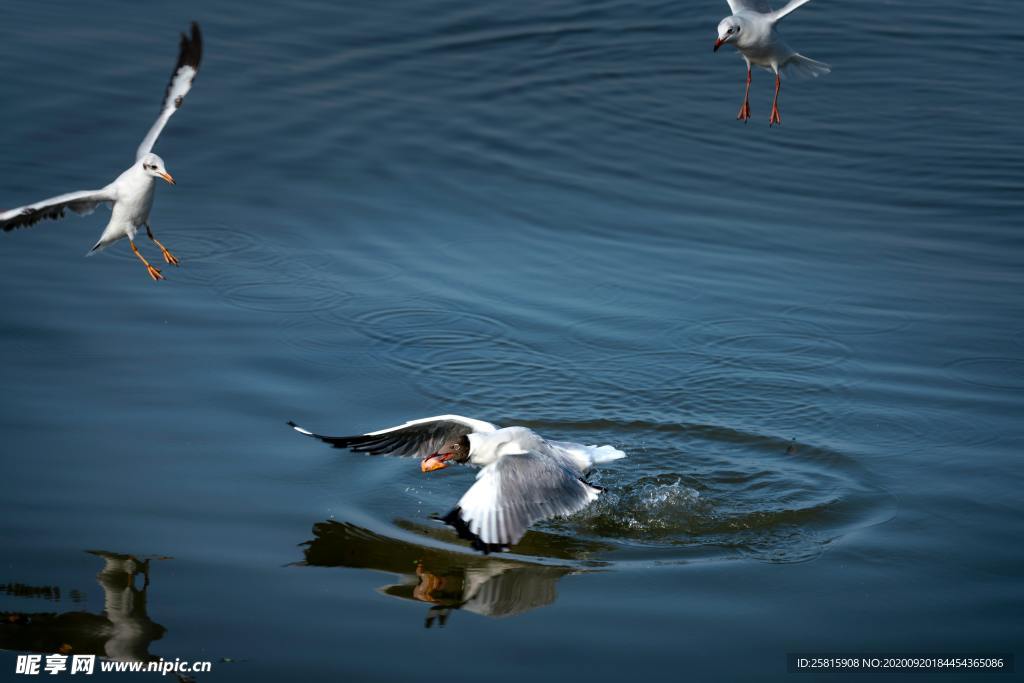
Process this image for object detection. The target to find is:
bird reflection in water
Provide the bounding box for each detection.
[298,520,610,627]
[0,550,166,661]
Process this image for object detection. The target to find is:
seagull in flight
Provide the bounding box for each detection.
[0,23,203,281]
[288,415,627,553]
[713,0,829,125]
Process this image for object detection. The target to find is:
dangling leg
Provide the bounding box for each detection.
[130,240,164,281]
[146,223,179,266]
[737,59,752,122]
[769,72,782,126]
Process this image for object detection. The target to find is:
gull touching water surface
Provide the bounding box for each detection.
[288,415,627,553]
[0,23,203,280]
[713,0,829,125]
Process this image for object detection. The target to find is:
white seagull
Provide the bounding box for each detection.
[0,23,203,280]
[713,0,829,125]
[288,415,627,553]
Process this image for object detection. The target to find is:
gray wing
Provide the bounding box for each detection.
[771,0,814,22]
[287,414,497,457]
[442,451,601,553]
[136,22,202,161]
[727,0,773,14]
[0,189,114,232]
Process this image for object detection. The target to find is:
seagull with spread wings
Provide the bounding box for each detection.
[288,415,626,553]
[713,0,829,125]
[0,23,203,280]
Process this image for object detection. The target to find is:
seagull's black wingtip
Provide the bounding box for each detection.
[177,21,202,71]
[440,507,510,555]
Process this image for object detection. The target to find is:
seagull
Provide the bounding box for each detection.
[713,0,829,125]
[0,23,203,281]
[288,415,627,553]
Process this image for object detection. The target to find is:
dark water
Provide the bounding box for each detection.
[1,0,1021,680]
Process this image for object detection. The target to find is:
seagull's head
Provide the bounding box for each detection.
[715,17,743,51]
[421,435,471,473]
[140,153,175,185]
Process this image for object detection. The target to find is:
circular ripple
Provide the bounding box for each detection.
[568,313,686,353]
[218,280,350,314]
[671,317,852,374]
[351,305,512,351]
[410,349,583,418]
[540,348,846,437]
[781,299,914,338]
[944,357,1024,392]
[311,419,891,569]
[278,309,361,369]
[660,364,841,437]
[159,223,271,267]
[536,422,894,565]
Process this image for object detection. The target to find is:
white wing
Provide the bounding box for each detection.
[442,451,601,552]
[288,414,498,457]
[771,0,814,22]
[727,0,773,15]
[135,22,203,161]
[0,188,114,232]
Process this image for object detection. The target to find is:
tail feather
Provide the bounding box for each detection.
[782,53,830,79]
[86,239,108,256]
[550,441,626,471]
[588,444,626,465]
[86,236,118,256]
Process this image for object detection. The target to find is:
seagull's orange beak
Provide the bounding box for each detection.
[421,453,450,473]
[714,38,725,52]
[158,171,176,185]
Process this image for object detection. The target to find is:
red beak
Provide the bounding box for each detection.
[421,453,450,473]
[714,38,725,52]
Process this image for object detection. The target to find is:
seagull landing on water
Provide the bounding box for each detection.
[0,23,202,281]
[713,0,829,125]
[288,415,627,553]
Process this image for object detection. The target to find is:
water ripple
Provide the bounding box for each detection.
[943,357,1024,392]
[219,280,350,314]
[352,305,512,351]
[331,414,895,567]
[671,317,852,373]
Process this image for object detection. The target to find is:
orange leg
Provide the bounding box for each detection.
[130,240,164,281]
[146,224,179,266]
[737,66,752,122]
[769,73,782,126]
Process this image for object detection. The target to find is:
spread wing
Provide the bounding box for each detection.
[442,451,601,553]
[0,189,114,232]
[136,22,203,161]
[287,415,498,457]
[771,0,814,22]
[727,0,773,14]
[727,0,814,22]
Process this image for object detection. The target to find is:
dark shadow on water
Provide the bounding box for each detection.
[297,520,612,626]
[0,551,166,661]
